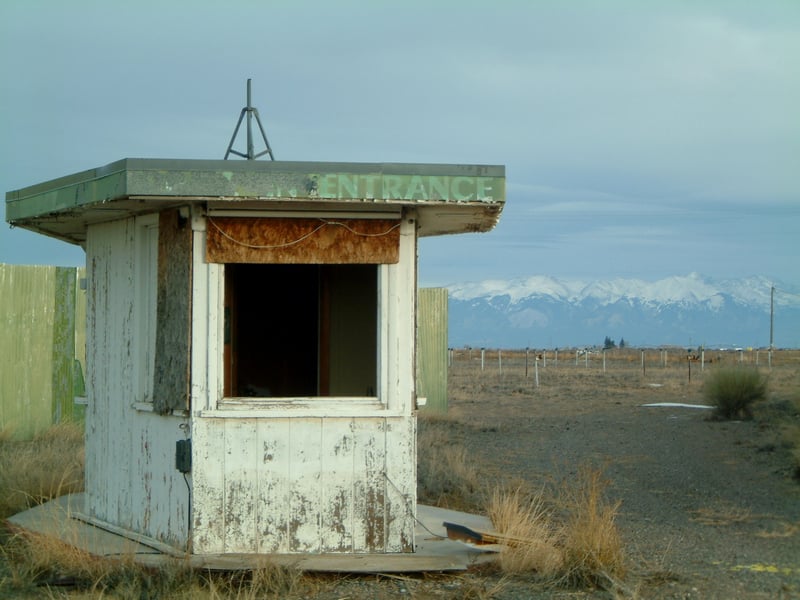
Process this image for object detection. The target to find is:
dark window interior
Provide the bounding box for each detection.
[224,264,377,398]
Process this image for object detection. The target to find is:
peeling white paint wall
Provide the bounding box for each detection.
[85,218,190,549]
[192,416,415,554]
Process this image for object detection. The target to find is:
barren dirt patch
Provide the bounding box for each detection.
[443,349,800,598]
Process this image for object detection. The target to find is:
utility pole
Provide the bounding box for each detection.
[768,285,775,370]
[770,285,775,350]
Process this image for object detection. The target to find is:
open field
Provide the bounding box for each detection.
[1,350,799,598]
[439,348,800,597]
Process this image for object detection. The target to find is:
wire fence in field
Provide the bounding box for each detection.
[447,346,799,386]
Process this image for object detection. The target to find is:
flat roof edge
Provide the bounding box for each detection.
[6,159,506,243]
[8,159,504,200]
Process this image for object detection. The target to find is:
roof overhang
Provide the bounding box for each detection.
[6,159,505,245]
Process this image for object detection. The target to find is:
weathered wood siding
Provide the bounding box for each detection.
[416,288,448,413]
[0,263,86,439]
[191,416,415,554]
[85,218,190,549]
[189,211,418,554]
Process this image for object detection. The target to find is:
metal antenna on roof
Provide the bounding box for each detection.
[224,79,275,160]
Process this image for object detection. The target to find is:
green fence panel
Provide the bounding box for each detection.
[0,264,85,439]
[417,287,448,413]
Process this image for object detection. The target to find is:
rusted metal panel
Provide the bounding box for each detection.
[206,217,400,264]
[417,288,448,413]
[153,209,193,413]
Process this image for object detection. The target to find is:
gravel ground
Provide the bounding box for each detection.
[449,371,800,599]
[307,363,800,599]
[5,359,797,599]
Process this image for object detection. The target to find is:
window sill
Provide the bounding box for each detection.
[132,402,189,417]
[200,397,402,418]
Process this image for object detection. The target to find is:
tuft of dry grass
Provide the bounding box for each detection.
[485,466,626,592]
[0,421,85,519]
[486,486,563,577]
[559,465,626,588]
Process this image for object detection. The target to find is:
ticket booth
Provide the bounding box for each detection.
[6,159,505,554]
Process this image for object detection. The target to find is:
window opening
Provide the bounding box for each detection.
[224,263,377,399]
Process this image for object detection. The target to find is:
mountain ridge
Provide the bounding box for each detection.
[444,273,800,349]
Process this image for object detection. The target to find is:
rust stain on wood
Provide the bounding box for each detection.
[206,217,400,264]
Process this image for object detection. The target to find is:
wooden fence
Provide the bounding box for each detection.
[0,264,86,439]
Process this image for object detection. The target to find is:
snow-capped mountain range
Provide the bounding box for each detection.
[445,273,800,349]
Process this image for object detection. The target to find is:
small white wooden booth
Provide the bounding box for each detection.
[6,159,505,555]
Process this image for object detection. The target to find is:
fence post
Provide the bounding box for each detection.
[481,348,485,371]
[525,347,529,378]
[498,349,502,374]
[641,350,646,376]
[534,356,539,388]
[603,349,606,373]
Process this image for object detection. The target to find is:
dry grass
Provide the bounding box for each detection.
[703,367,768,420]
[417,411,483,512]
[486,486,563,576]
[0,529,129,593]
[0,530,312,599]
[558,465,626,588]
[484,466,625,592]
[0,421,85,520]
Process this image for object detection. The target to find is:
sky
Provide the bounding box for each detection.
[1,0,798,290]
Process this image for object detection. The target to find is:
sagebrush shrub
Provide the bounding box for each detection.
[703,367,767,420]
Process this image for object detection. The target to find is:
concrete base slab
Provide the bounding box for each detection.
[5,494,498,573]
